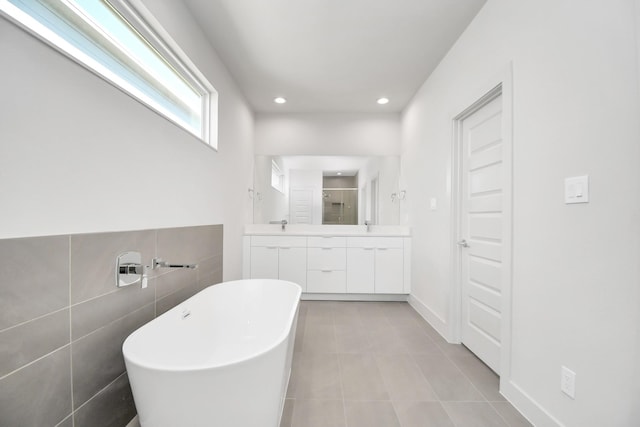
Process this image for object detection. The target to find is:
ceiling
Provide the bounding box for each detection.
[184,0,487,113]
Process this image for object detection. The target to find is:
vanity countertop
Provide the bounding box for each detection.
[244,224,411,237]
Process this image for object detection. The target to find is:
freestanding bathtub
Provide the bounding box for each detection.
[122,279,302,427]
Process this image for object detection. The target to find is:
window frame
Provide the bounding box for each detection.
[0,0,218,149]
[271,160,285,194]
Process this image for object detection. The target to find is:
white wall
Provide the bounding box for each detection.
[402,1,640,426]
[255,113,401,155]
[0,0,254,279]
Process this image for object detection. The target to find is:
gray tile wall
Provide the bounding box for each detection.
[0,225,223,427]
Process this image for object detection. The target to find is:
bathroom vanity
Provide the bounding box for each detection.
[243,225,411,300]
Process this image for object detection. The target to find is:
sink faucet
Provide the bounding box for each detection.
[281,219,288,231]
[365,220,372,232]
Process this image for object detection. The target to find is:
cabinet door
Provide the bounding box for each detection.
[250,246,279,279]
[279,247,307,291]
[307,270,347,293]
[346,248,375,293]
[375,248,404,293]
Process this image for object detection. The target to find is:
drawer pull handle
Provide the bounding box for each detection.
[266,246,277,249]
[280,247,291,249]
[363,247,374,250]
[321,247,332,250]
[322,236,333,239]
[321,270,332,273]
[378,247,388,250]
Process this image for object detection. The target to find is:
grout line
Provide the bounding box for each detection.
[0,305,70,334]
[70,302,154,344]
[68,236,75,427]
[72,371,127,415]
[490,401,518,427]
[0,344,70,382]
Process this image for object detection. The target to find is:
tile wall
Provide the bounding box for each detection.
[0,225,223,427]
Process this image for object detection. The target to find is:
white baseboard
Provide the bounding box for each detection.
[407,293,452,342]
[301,293,408,302]
[501,380,564,427]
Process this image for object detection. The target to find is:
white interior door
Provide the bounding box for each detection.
[290,188,313,224]
[459,94,504,374]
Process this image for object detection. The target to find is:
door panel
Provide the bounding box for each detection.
[290,188,313,224]
[460,94,504,374]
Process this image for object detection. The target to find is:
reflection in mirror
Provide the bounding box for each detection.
[253,156,400,225]
[322,173,358,224]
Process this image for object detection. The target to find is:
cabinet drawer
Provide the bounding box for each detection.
[307,270,347,293]
[307,247,346,270]
[347,236,404,249]
[307,236,346,248]
[251,235,307,248]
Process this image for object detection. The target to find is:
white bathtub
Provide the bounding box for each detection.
[123,279,302,427]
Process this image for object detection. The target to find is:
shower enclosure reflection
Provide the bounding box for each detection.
[322,174,358,225]
[252,155,400,225]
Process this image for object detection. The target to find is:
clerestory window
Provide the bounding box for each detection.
[1,0,217,148]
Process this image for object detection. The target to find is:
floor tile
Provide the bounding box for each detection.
[367,326,408,354]
[412,353,484,401]
[395,325,440,354]
[344,400,401,427]
[447,347,505,401]
[442,402,509,427]
[293,352,342,399]
[335,324,372,353]
[291,399,346,427]
[393,401,455,427]
[491,402,534,427]
[302,323,337,353]
[339,353,389,400]
[286,301,528,427]
[279,399,294,427]
[375,354,438,401]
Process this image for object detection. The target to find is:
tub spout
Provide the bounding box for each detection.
[152,258,198,270]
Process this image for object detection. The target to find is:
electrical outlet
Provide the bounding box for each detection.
[561,366,576,399]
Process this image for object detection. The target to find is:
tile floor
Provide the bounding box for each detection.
[280,301,533,427]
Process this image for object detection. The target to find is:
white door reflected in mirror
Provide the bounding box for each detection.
[253,155,401,225]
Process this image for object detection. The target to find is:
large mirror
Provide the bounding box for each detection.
[253,155,401,225]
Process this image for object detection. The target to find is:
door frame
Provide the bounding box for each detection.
[449,64,514,379]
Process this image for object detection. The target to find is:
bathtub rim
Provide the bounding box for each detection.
[122,278,302,373]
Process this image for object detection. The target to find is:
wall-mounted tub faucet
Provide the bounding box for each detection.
[152,258,198,270]
[281,219,288,231]
[365,220,372,232]
[116,251,148,289]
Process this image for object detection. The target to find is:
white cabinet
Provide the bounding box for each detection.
[307,239,346,293]
[374,248,404,293]
[346,247,375,293]
[279,247,307,287]
[347,237,405,294]
[250,246,279,279]
[245,233,411,295]
[249,236,307,291]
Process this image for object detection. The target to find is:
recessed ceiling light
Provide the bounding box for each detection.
[377,97,390,105]
[274,97,287,104]
[337,172,342,175]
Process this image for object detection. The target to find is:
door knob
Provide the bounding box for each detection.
[457,239,469,248]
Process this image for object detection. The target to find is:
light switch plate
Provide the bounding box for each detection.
[565,175,589,204]
[430,198,437,210]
